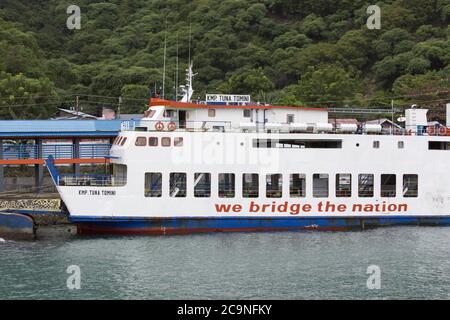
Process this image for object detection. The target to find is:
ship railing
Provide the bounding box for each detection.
[120,120,450,136]
[1,143,111,160]
[122,120,233,132]
[57,174,126,187]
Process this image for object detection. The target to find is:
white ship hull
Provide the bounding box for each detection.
[48,131,450,234]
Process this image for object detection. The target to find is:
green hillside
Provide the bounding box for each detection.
[0,0,449,118]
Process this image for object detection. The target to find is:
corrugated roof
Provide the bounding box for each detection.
[0,120,123,138]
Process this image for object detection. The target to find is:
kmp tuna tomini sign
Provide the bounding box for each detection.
[206,94,251,103]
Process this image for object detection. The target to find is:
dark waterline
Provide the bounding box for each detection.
[1,226,449,300]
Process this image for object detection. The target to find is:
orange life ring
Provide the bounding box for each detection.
[438,126,447,136]
[427,126,436,136]
[155,121,164,131]
[168,122,177,131]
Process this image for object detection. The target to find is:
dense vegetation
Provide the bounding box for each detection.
[0,0,449,118]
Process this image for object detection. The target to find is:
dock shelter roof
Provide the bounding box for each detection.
[0,120,123,139]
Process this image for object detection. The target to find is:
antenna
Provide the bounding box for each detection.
[162,19,168,99]
[176,32,179,101]
[188,21,192,66]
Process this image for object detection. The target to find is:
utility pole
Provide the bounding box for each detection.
[118,96,122,119]
[391,99,394,134]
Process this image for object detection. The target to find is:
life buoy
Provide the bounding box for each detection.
[427,126,436,136]
[168,122,177,131]
[438,126,447,136]
[155,121,164,131]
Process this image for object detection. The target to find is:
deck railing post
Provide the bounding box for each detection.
[73,138,80,176]
[0,139,4,192]
[34,139,43,191]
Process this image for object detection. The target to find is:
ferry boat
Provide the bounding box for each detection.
[46,66,450,235]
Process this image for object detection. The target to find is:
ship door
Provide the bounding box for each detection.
[179,110,187,129]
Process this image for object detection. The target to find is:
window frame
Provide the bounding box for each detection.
[336,173,352,198]
[135,137,147,146]
[290,174,306,198]
[313,173,329,198]
[287,114,295,124]
[403,174,418,198]
[218,173,235,198]
[242,173,259,198]
[161,137,171,147]
[194,173,211,198]
[174,137,184,147]
[381,174,396,198]
[266,174,283,198]
[169,172,187,198]
[144,172,162,198]
[149,137,158,147]
[358,174,374,198]
[208,109,216,118]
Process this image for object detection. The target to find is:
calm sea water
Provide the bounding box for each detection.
[0,226,449,300]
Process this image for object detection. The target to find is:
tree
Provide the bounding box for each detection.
[217,69,274,96]
[407,58,431,75]
[273,31,311,49]
[0,72,58,119]
[120,84,149,114]
[296,64,361,107]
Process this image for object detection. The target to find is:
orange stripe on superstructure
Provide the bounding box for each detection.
[149,98,326,111]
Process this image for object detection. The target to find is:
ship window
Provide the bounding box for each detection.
[243,109,251,118]
[135,137,147,146]
[313,174,329,198]
[403,174,418,198]
[112,164,127,186]
[208,109,216,117]
[373,141,380,149]
[398,141,404,149]
[290,174,306,197]
[287,114,294,124]
[243,174,259,198]
[429,141,450,150]
[164,110,177,118]
[144,110,156,118]
[145,173,162,197]
[358,174,374,197]
[219,173,235,198]
[381,174,396,197]
[194,173,211,198]
[253,139,342,149]
[336,174,352,197]
[170,173,186,197]
[161,137,171,147]
[120,137,127,146]
[174,137,183,147]
[116,137,122,145]
[149,137,158,146]
[113,137,120,145]
[266,174,282,198]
